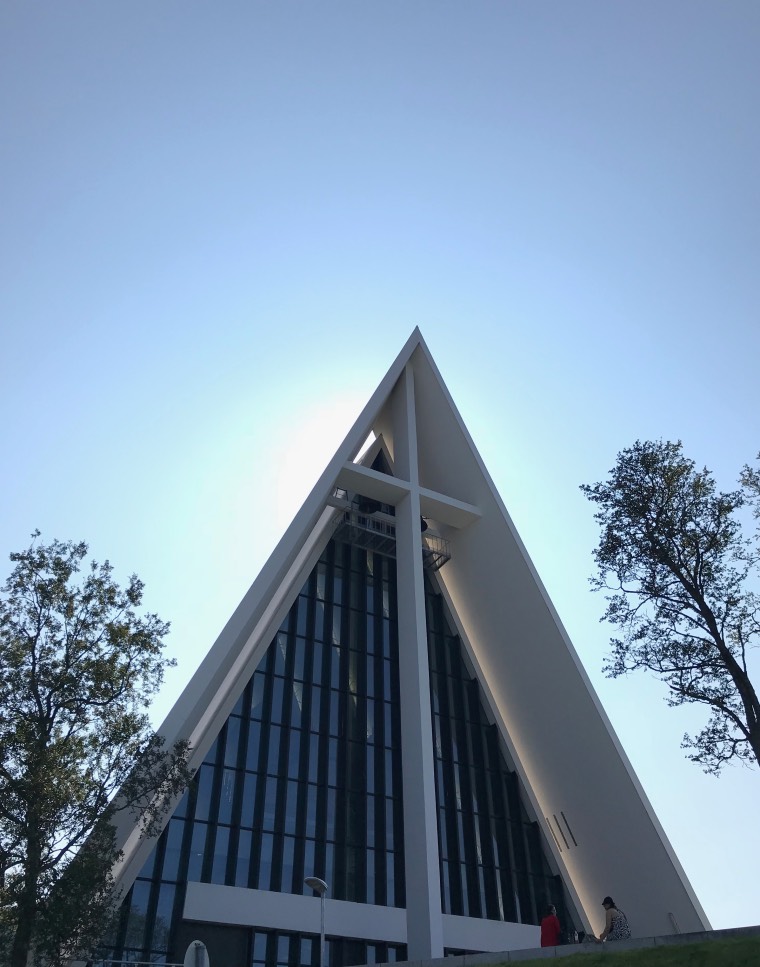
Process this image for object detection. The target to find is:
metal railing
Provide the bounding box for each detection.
[332,506,451,570]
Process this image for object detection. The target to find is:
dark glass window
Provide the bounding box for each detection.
[218,768,236,825]
[426,577,568,927]
[236,828,252,887]
[241,772,257,827]
[101,540,407,962]
[251,674,266,718]
[211,826,230,883]
[153,882,176,952]
[194,763,215,822]
[259,832,274,890]
[225,717,241,767]
[186,822,207,881]
[124,880,150,951]
[161,818,185,881]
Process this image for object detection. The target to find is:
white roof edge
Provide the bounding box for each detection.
[154,329,424,743]
[110,330,427,881]
[410,338,711,929]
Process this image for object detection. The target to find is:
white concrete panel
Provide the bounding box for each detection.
[409,338,710,936]
[183,883,407,943]
[441,915,539,952]
[336,463,411,503]
[393,365,444,960]
[182,884,542,954]
[418,487,481,528]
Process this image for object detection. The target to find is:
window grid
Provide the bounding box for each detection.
[250,927,406,967]
[426,581,567,928]
[99,546,571,966]
[103,540,405,963]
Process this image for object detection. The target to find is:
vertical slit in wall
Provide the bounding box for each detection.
[546,817,562,852]
[553,815,570,849]
[560,811,578,847]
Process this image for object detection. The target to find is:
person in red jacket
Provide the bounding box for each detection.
[540,904,562,947]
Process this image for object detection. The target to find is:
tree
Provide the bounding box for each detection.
[580,441,760,775]
[0,532,190,967]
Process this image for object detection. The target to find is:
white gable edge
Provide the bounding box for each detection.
[110,330,426,890]
[114,507,339,890]
[409,339,710,930]
[106,328,710,938]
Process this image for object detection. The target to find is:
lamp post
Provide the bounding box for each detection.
[304,876,328,967]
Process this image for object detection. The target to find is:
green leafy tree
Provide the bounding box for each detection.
[580,441,760,775]
[0,533,190,967]
[740,453,760,532]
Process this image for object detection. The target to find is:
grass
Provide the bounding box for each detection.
[495,937,760,967]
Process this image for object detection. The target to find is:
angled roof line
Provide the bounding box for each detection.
[109,329,710,942]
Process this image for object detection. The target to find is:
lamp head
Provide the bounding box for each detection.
[304,876,328,896]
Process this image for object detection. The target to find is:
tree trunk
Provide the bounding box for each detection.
[750,723,760,771]
[10,827,41,967]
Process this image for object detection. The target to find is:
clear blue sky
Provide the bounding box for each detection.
[2,1,758,932]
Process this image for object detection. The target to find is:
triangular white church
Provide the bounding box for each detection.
[102,330,709,966]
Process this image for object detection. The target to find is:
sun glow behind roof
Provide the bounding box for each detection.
[269,392,370,532]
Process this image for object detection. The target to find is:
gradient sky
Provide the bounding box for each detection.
[2,1,759,933]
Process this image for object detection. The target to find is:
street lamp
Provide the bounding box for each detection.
[304,876,328,967]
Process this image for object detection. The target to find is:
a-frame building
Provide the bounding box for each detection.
[101,330,709,966]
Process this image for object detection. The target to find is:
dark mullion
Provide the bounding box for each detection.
[295,637,317,893]
[141,830,169,959]
[150,815,190,958]
[349,554,369,902]
[430,700,448,915]
[389,633,404,909]
[481,727,510,921]
[336,548,367,902]
[265,931,279,967]
[293,576,320,886]
[512,789,539,923]
[112,881,134,961]
[201,720,227,883]
[494,764,521,922]
[333,554,352,901]
[434,623,464,916]
[271,608,297,893]
[521,822,541,923]
[386,561,402,877]
[450,664,481,918]
[372,575,388,905]
[166,866,189,960]
[366,554,381,909]
[468,685,499,919]
[250,647,276,889]
[293,568,318,895]
[313,546,337,892]
[471,694,499,920]
[162,759,203,959]
[225,678,253,886]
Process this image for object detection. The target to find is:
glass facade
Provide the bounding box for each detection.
[98,536,568,966]
[100,540,405,965]
[426,579,567,928]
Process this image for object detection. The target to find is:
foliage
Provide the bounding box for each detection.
[740,453,760,532]
[581,441,760,775]
[0,532,190,967]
